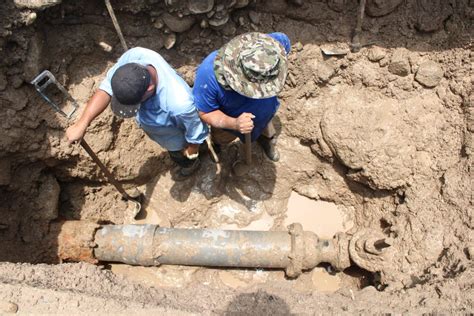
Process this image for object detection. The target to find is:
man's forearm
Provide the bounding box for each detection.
[77,90,111,127]
[198,110,237,130]
[66,90,112,143]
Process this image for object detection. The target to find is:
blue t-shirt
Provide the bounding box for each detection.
[193,33,291,142]
[99,47,208,151]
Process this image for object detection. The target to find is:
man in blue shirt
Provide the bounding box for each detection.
[193,32,290,163]
[66,47,208,179]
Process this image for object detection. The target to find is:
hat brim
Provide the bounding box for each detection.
[111,96,140,118]
[214,32,288,99]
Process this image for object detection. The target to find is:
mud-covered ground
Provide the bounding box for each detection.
[0,0,473,314]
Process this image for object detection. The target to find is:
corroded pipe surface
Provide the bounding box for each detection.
[155,227,292,268]
[94,224,157,266]
[93,223,353,277]
[58,222,392,277]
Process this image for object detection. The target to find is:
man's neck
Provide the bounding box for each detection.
[147,65,158,88]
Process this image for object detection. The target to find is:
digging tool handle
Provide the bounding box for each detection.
[104,0,128,52]
[80,139,132,200]
[245,133,252,165]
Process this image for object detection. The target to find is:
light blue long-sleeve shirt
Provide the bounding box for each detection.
[99,47,208,151]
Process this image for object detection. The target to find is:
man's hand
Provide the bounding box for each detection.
[65,90,112,145]
[235,112,255,134]
[66,121,88,144]
[198,110,255,134]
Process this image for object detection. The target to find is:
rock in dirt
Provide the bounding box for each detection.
[415,61,443,88]
[164,33,177,49]
[415,0,453,33]
[209,11,229,27]
[388,48,410,76]
[248,11,261,25]
[188,0,214,14]
[153,19,164,29]
[98,41,113,52]
[316,62,336,83]
[467,246,474,260]
[14,0,61,9]
[220,20,237,36]
[366,0,403,17]
[162,13,196,33]
[234,0,250,8]
[23,12,37,25]
[327,0,346,12]
[0,300,18,314]
[367,46,386,62]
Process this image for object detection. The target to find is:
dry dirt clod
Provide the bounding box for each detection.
[388,48,410,76]
[366,0,403,17]
[466,246,474,260]
[23,12,37,25]
[0,300,18,314]
[209,11,229,27]
[162,13,196,33]
[415,61,443,88]
[248,11,260,25]
[367,46,386,62]
[164,33,177,49]
[188,0,214,14]
[327,0,346,12]
[234,0,249,8]
[13,0,61,9]
[98,42,113,52]
[415,0,453,33]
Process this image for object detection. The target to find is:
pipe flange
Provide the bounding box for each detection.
[349,229,393,272]
[331,232,351,271]
[286,223,305,278]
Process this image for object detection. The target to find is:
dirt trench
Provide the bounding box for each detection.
[0,0,473,314]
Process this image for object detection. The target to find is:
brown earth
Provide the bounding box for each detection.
[0,0,473,314]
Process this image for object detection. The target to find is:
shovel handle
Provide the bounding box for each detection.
[244,133,252,165]
[80,139,132,200]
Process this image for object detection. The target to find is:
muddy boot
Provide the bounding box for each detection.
[257,135,280,162]
[169,151,201,181]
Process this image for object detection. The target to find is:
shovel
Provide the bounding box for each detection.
[232,133,252,176]
[31,70,142,219]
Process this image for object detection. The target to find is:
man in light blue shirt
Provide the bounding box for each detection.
[66,47,208,179]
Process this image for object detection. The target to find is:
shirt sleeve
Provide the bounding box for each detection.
[268,32,291,55]
[98,63,118,95]
[192,54,220,113]
[175,107,209,144]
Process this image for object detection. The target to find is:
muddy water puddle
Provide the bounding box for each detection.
[284,191,354,239]
[114,190,353,293]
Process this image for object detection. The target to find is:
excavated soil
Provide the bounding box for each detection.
[0,0,473,314]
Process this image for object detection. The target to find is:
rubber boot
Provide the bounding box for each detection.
[257,135,280,162]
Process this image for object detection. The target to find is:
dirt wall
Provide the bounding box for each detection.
[0,0,473,313]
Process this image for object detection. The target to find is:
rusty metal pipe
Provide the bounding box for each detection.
[93,223,352,277]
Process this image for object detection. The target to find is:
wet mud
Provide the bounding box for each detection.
[0,0,473,314]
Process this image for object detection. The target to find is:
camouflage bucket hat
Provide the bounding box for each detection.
[214,32,288,99]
